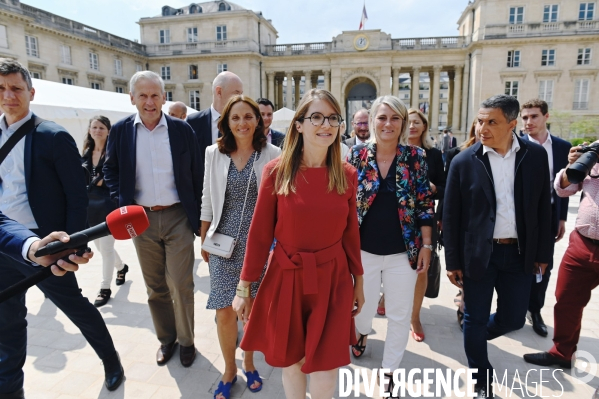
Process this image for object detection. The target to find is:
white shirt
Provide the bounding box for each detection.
[133,113,180,207]
[527,132,554,204]
[483,134,520,239]
[355,136,367,145]
[210,104,221,144]
[0,111,38,229]
[266,128,272,145]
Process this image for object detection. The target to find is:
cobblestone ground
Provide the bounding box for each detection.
[21,192,599,398]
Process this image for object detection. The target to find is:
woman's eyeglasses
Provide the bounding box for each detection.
[301,112,343,127]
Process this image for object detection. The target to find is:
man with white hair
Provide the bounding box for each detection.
[186,71,243,158]
[103,71,203,368]
[168,101,187,120]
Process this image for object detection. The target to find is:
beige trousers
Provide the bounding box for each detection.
[132,204,196,347]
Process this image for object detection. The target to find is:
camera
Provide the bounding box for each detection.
[565,142,599,184]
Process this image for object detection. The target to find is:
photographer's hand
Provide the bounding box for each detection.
[561,144,587,188]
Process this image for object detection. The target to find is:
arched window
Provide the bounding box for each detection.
[162,6,170,16]
[218,2,228,11]
[189,5,197,13]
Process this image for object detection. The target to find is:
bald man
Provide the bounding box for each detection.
[168,101,187,120]
[186,71,243,156]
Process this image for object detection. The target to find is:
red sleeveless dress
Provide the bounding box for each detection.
[239,161,363,373]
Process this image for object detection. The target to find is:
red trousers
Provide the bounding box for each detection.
[549,230,599,360]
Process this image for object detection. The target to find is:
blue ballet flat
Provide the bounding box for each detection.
[243,369,263,392]
[214,376,237,399]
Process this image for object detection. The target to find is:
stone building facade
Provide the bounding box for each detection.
[0,0,597,137]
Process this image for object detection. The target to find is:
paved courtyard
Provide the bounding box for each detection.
[20,192,599,398]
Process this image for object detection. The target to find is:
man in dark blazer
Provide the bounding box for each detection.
[257,98,285,147]
[0,59,123,399]
[520,99,572,337]
[186,71,243,158]
[444,95,552,398]
[344,108,370,148]
[103,71,203,368]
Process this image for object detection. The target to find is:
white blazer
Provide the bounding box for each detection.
[201,143,281,238]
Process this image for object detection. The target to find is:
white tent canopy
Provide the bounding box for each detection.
[29,78,198,150]
[270,107,295,133]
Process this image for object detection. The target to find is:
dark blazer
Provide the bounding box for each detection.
[24,116,88,236]
[424,147,446,202]
[344,136,357,147]
[523,134,572,231]
[269,128,285,147]
[0,212,37,264]
[186,108,213,159]
[450,136,457,148]
[443,137,552,280]
[103,114,204,233]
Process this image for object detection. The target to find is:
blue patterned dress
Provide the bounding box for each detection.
[207,151,264,309]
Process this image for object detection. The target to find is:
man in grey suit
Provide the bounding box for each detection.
[344,108,370,147]
[441,129,451,163]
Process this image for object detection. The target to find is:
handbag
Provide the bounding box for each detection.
[201,153,256,259]
[424,250,441,298]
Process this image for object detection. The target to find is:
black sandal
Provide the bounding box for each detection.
[115,264,129,286]
[385,373,399,398]
[351,334,367,358]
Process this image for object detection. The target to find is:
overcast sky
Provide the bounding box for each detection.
[23,0,467,43]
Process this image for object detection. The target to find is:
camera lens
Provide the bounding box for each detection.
[566,152,599,184]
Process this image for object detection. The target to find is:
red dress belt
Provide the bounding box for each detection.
[272,240,343,359]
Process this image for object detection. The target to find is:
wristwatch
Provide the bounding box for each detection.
[236,284,250,298]
[422,244,434,251]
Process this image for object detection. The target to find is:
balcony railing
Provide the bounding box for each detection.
[264,42,332,56]
[484,21,599,39]
[393,36,465,50]
[264,36,465,56]
[146,40,259,56]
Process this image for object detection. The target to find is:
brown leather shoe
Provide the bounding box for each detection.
[180,344,196,367]
[156,341,178,365]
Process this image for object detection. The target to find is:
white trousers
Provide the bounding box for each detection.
[93,235,124,289]
[354,250,417,370]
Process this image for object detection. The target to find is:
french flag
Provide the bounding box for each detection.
[359,5,368,30]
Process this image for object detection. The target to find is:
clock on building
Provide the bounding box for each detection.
[353,34,369,51]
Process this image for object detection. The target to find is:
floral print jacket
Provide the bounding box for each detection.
[346,142,435,269]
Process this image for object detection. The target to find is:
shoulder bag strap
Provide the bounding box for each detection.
[234,151,258,241]
[0,116,44,166]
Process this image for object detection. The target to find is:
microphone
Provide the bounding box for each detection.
[0,206,149,304]
[35,206,149,257]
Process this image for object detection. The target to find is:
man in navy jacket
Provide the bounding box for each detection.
[0,59,122,399]
[104,71,203,368]
[444,95,552,398]
[520,99,572,337]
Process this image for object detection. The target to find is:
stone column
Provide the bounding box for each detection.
[323,68,331,91]
[311,75,318,89]
[411,67,420,109]
[285,71,293,109]
[392,68,400,97]
[452,65,463,132]
[267,72,275,103]
[430,65,442,132]
[294,73,302,108]
[380,67,391,96]
[277,76,284,110]
[304,70,312,92]
[447,70,455,129]
[460,60,470,134]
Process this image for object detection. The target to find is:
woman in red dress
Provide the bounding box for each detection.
[233,89,365,398]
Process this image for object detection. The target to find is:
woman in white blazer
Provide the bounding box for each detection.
[199,95,280,397]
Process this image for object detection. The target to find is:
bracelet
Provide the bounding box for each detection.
[236,284,250,298]
[421,244,434,251]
